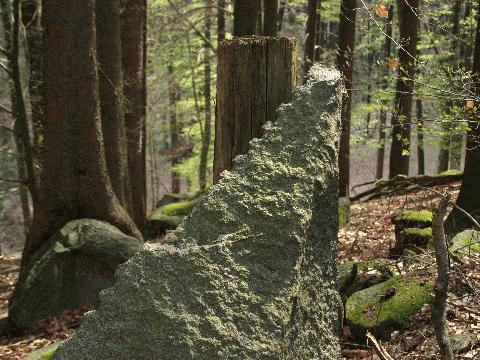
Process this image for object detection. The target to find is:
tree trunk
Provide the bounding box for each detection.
[121,0,147,227]
[417,99,425,175]
[21,0,44,170]
[1,0,37,226]
[217,0,225,43]
[376,5,393,180]
[445,0,480,234]
[96,0,132,211]
[389,0,419,178]
[314,0,322,61]
[337,0,357,197]
[213,37,296,183]
[168,63,181,193]
[303,0,318,80]
[233,0,259,36]
[199,0,212,190]
[278,0,286,31]
[22,0,142,267]
[263,0,278,36]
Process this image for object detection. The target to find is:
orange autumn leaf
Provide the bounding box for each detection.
[388,58,399,69]
[466,99,475,109]
[375,4,389,18]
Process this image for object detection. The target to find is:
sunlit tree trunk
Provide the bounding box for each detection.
[199,0,212,190]
[389,0,419,178]
[217,0,225,43]
[337,0,357,197]
[304,0,318,79]
[168,63,181,193]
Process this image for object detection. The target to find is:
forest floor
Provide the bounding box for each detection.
[0,181,479,359]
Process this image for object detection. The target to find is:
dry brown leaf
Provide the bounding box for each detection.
[388,58,399,69]
[375,4,389,18]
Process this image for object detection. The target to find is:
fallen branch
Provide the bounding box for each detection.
[351,173,462,202]
[366,332,394,360]
[432,197,454,360]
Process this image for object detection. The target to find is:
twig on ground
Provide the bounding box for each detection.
[366,331,394,360]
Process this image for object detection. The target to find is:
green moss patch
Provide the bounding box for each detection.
[161,200,198,216]
[346,276,433,341]
[438,169,462,177]
[401,227,433,248]
[450,230,480,255]
[392,210,432,230]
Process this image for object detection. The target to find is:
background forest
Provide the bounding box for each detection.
[0,0,480,359]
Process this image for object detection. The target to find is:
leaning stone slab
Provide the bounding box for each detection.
[54,65,343,360]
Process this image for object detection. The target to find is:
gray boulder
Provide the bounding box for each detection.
[54,65,343,360]
[9,219,141,330]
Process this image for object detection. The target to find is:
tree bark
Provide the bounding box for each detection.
[217,0,225,43]
[233,0,260,36]
[417,99,425,175]
[21,0,44,170]
[375,5,393,180]
[389,0,419,178]
[96,0,132,211]
[303,0,318,80]
[263,0,278,36]
[1,0,38,226]
[199,0,212,190]
[121,0,147,226]
[214,37,296,183]
[22,0,142,266]
[278,0,286,31]
[432,199,454,360]
[445,0,480,235]
[337,0,357,197]
[314,0,322,61]
[168,63,181,193]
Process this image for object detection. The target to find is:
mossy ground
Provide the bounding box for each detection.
[346,276,433,341]
[339,197,350,228]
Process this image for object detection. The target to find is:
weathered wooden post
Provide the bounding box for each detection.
[213,37,297,183]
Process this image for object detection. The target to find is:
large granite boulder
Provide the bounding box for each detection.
[9,219,141,330]
[54,65,344,360]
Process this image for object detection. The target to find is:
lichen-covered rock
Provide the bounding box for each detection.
[54,65,343,360]
[345,276,432,341]
[450,230,480,255]
[9,219,141,330]
[449,333,479,354]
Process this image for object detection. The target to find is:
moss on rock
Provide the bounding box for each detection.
[341,261,393,301]
[391,210,432,230]
[9,220,141,330]
[346,276,433,341]
[338,262,357,293]
[450,230,480,255]
[401,227,433,247]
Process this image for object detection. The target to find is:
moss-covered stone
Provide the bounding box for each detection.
[9,220,141,330]
[54,65,344,360]
[339,197,350,228]
[160,199,198,216]
[450,230,480,255]
[401,227,433,247]
[23,342,63,360]
[391,210,433,230]
[341,261,393,301]
[338,262,357,293]
[438,169,462,177]
[346,276,433,341]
